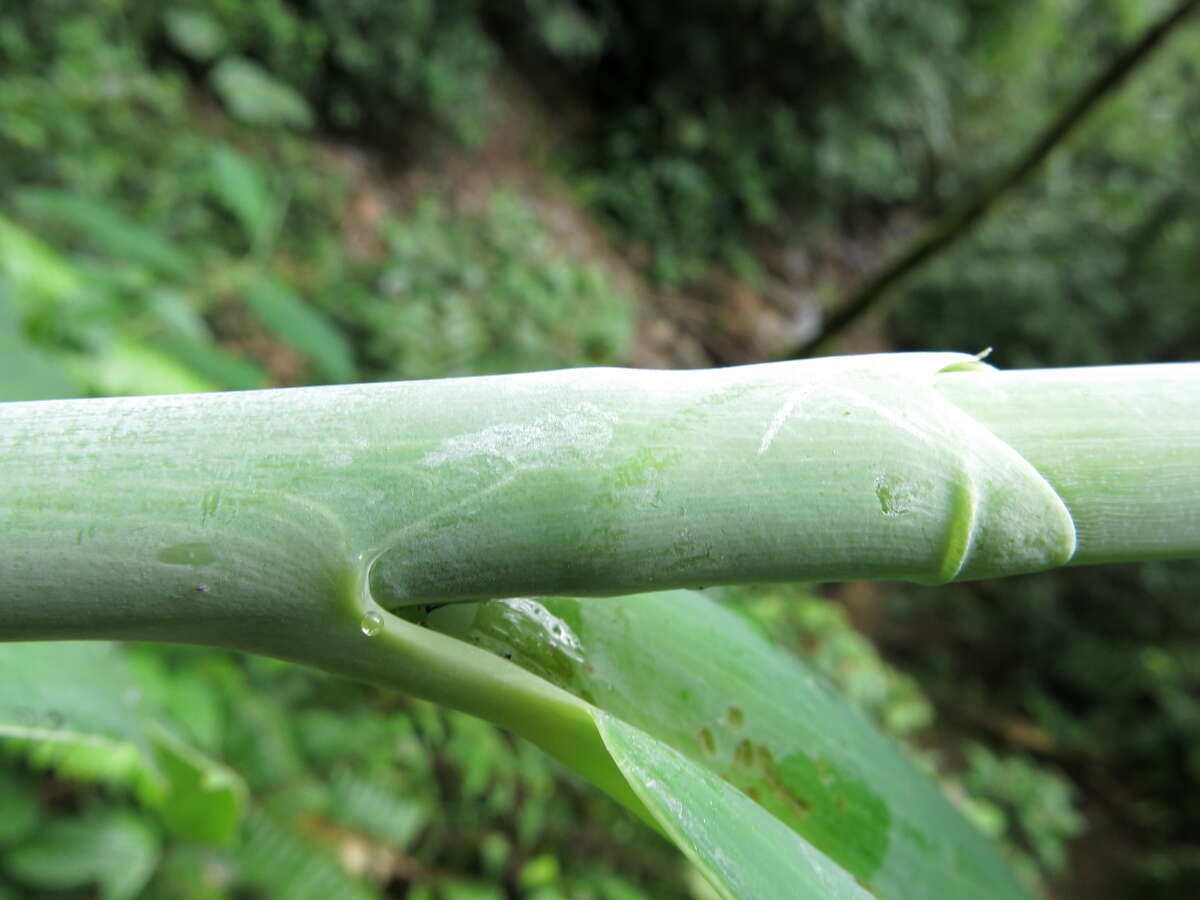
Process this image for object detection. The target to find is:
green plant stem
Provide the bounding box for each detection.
[936,363,1200,565]
[3,354,1197,628]
[2,353,1197,815]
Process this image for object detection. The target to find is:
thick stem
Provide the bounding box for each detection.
[937,362,1200,565]
[1,354,1063,638]
[3,352,1196,827]
[3,354,1197,645]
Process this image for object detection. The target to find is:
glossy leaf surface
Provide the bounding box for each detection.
[431,591,1028,899]
[597,711,872,900]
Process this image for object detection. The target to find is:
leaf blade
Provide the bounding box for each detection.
[444,591,1029,899]
[596,711,873,900]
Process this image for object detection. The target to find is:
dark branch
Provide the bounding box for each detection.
[783,0,1200,359]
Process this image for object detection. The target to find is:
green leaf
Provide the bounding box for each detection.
[149,724,246,844]
[234,809,380,900]
[437,591,1030,899]
[2,808,160,900]
[208,142,280,251]
[14,190,192,281]
[0,769,41,847]
[596,712,871,900]
[78,338,219,396]
[0,291,78,401]
[326,770,428,847]
[210,58,313,130]
[0,643,246,842]
[241,277,355,382]
[0,216,82,306]
[0,642,161,799]
[163,8,227,61]
[154,335,268,391]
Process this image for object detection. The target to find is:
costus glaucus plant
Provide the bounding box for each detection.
[2,352,1197,899]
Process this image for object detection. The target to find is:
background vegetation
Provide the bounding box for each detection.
[1,0,1197,896]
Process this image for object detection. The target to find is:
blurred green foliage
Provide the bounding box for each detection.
[888,6,1200,366]
[349,193,632,379]
[2,0,1198,895]
[0,0,632,397]
[953,744,1085,891]
[0,643,689,899]
[499,0,970,284]
[887,561,1200,896]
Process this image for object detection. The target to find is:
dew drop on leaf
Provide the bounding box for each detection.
[360,611,383,637]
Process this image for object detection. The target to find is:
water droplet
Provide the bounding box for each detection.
[360,611,384,637]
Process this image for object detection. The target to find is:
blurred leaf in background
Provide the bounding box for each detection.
[210,57,315,130]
